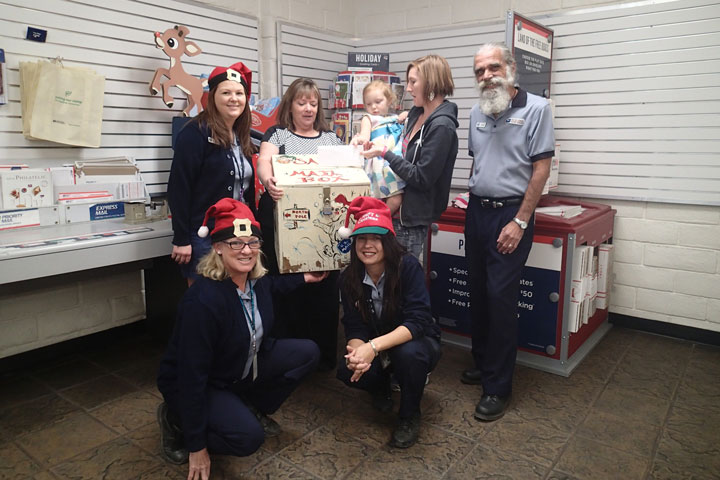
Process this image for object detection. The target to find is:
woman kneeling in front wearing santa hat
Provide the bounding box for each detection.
[337,197,442,449]
[156,198,327,480]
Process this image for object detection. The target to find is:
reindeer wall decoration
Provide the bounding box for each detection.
[149,25,206,116]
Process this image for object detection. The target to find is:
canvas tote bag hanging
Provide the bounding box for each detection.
[20,59,105,148]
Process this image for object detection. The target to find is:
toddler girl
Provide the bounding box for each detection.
[351,80,407,214]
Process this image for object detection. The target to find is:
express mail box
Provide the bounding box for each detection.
[272,154,370,273]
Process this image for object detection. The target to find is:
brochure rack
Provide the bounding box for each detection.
[428,197,616,376]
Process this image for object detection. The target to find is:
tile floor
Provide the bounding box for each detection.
[0,325,718,479]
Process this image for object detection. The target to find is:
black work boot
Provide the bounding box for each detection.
[246,403,281,437]
[474,394,511,422]
[157,403,188,464]
[389,412,421,448]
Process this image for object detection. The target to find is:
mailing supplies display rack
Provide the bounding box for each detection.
[428,197,616,376]
[328,71,403,144]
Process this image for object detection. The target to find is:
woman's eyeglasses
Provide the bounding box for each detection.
[222,239,263,250]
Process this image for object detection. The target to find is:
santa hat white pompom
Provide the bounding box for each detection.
[197,225,210,238]
[338,226,353,239]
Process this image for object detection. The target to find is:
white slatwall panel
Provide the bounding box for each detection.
[0,0,258,196]
[278,22,355,124]
[278,0,719,205]
[541,0,720,205]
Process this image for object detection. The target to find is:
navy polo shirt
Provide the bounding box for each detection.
[468,88,555,198]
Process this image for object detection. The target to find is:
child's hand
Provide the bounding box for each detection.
[398,111,408,123]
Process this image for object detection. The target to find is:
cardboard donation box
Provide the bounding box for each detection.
[272,154,370,273]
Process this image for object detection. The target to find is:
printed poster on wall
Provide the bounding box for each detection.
[505,11,554,98]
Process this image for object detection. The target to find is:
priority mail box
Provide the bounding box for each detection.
[272,154,370,273]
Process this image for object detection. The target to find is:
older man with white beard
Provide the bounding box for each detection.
[461,43,555,421]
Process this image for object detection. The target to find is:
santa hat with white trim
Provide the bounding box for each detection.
[208,61,252,96]
[338,196,395,239]
[197,198,262,242]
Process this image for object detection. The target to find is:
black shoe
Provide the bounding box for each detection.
[157,403,189,465]
[390,413,421,448]
[371,392,394,413]
[461,368,483,385]
[247,403,281,437]
[474,394,510,422]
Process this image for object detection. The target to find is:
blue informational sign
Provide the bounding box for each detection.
[430,251,473,334]
[89,202,125,220]
[516,266,560,353]
[430,228,561,355]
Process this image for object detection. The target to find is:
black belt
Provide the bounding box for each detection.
[472,195,523,208]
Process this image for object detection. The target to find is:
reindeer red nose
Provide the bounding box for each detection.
[154,32,161,37]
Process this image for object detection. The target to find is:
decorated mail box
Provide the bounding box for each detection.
[272,154,370,273]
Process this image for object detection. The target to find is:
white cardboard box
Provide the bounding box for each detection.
[272,154,370,273]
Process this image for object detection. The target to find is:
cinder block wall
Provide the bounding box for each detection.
[0,268,145,359]
[602,201,720,332]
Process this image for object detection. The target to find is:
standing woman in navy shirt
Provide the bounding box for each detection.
[167,61,257,284]
[157,198,325,479]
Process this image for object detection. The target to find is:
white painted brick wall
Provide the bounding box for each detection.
[0,317,38,352]
[678,224,720,250]
[644,245,716,274]
[613,263,673,292]
[449,0,504,24]
[607,199,720,333]
[610,284,635,309]
[708,299,720,324]
[0,270,145,359]
[636,289,707,321]
[674,272,720,300]
[613,218,679,245]
[646,203,720,224]
[611,239,642,265]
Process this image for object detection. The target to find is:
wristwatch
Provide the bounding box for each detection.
[513,217,528,230]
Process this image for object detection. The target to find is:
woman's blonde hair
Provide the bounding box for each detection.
[197,247,268,281]
[363,80,396,106]
[406,54,454,101]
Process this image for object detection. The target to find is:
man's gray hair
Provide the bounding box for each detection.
[475,43,516,69]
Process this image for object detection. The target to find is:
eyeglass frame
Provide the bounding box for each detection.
[222,238,263,250]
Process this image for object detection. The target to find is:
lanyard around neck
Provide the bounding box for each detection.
[231,139,245,200]
[239,282,255,333]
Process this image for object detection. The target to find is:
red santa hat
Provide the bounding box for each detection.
[197,198,261,242]
[338,196,395,239]
[208,61,252,96]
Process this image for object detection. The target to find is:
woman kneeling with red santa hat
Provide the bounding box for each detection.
[337,196,442,449]
[157,198,327,479]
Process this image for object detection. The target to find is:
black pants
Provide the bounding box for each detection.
[336,336,441,418]
[258,192,339,369]
[163,338,319,457]
[464,195,534,396]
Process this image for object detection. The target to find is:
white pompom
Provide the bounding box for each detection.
[198,225,209,238]
[338,226,352,239]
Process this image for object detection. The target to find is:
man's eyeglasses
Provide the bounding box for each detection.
[223,239,263,250]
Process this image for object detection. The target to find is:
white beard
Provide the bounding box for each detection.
[476,74,515,116]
